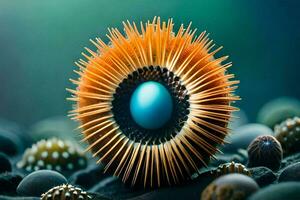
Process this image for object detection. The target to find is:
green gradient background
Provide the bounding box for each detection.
[0,0,299,127]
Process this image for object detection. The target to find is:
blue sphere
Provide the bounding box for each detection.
[130,81,173,130]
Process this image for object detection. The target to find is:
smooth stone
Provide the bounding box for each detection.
[0,152,12,173]
[278,162,300,182]
[69,164,110,189]
[249,167,277,187]
[29,116,80,143]
[130,81,173,129]
[17,170,67,197]
[201,174,259,200]
[221,124,273,153]
[0,173,23,195]
[257,97,300,128]
[228,109,249,130]
[249,182,300,200]
[0,130,21,156]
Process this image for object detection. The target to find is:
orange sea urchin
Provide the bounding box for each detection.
[67,17,239,188]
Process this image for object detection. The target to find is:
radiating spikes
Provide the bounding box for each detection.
[84,126,119,153]
[67,17,239,188]
[92,131,122,157]
[102,137,129,169]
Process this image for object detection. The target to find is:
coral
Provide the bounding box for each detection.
[17,138,87,173]
[41,184,91,200]
[68,17,239,187]
[275,116,300,156]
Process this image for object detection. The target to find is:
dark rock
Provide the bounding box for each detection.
[0,196,39,200]
[126,173,214,200]
[211,149,248,166]
[278,162,300,182]
[69,164,110,189]
[0,173,23,195]
[221,124,273,154]
[0,130,21,156]
[0,152,12,173]
[281,152,300,169]
[89,176,147,199]
[88,192,112,200]
[249,182,300,200]
[201,174,259,200]
[90,171,214,200]
[249,167,277,187]
[0,118,32,149]
[17,170,67,197]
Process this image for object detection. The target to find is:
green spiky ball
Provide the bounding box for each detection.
[275,116,300,156]
[17,138,87,173]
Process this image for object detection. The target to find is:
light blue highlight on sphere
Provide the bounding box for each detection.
[130,81,173,130]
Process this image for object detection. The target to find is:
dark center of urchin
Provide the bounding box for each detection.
[111,66,190,145]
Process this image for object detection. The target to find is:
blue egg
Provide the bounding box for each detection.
[130,81,173,130]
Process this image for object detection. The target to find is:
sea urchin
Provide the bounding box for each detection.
[68,17,239,187]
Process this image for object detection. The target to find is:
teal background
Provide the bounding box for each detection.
[0,0,299,127]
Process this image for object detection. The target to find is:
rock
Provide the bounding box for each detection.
[228,109,249,130]
[0,118,32,148]
[257,97,300,128]
[0,196,39,200]
[127,173,214,200]
[0,152,12,173]
[221,124,273,154]
[278,162,300,182]
[17,170,67,197]
[201,174,259,200]
[249,182,300,200]
[0,130,22,156]
[89,176,147,199]
[249,167,277,187]
[211,149,248,166]
[29,116,81,143]
[88,193,111,200]
[0,173,23,195]
[281,152,300,169]
[69,164,110,189]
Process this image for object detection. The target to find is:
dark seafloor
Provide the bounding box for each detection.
[0,97,300,200]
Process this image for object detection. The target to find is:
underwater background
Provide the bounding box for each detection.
[1,1,300,200]
[0,0,299,127]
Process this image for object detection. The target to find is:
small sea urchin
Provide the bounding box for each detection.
[17,138,87,173]
[275,116,300,156]
[68,17,239,187]
[41,184,91,200]
[212,161,251,177]
[247,135,282,171]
